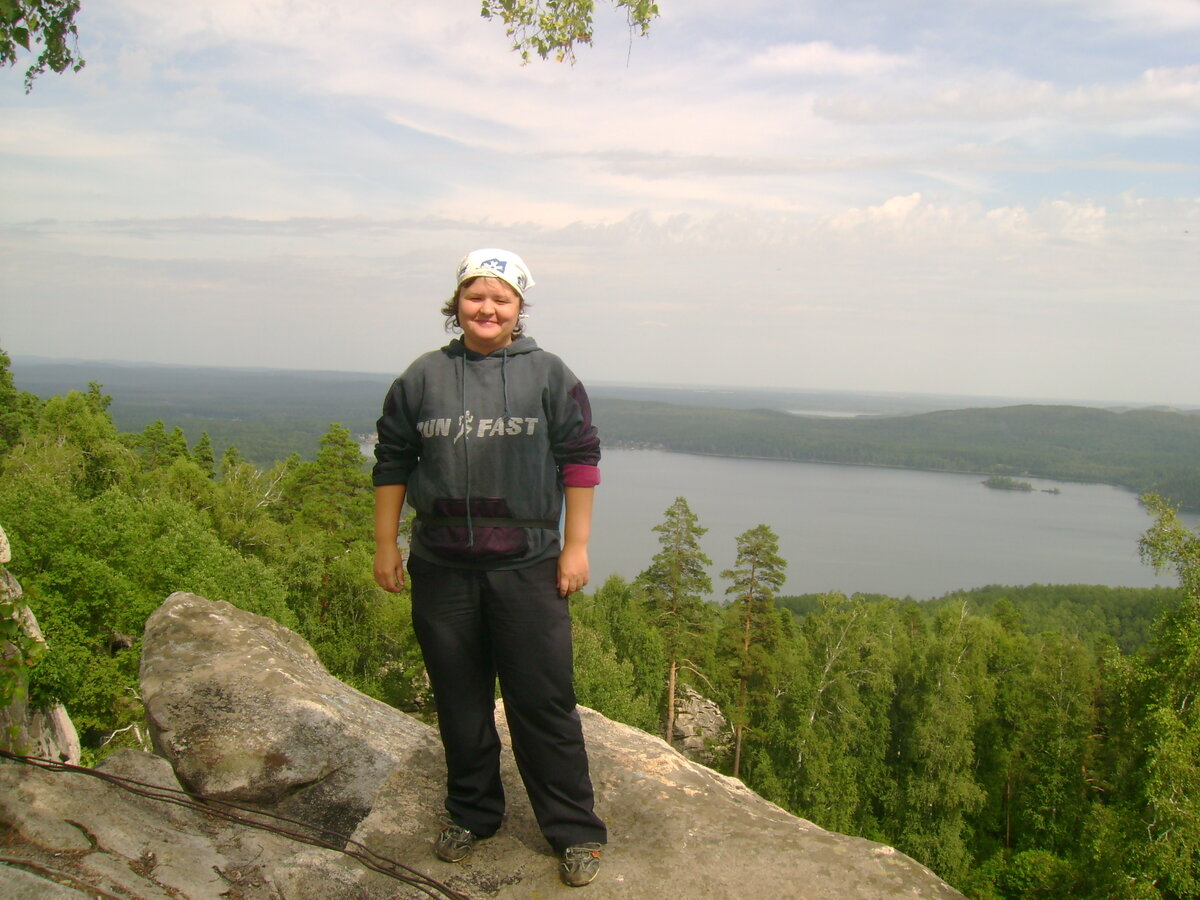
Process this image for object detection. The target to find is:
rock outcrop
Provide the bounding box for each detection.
[670,684,732,767]
[139,592,437,841]
[1,591,966,899]
[0,525,81,765]
[0,748,303,899]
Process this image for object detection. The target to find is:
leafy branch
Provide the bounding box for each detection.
[0,0,84,92]
[481,0,659,63]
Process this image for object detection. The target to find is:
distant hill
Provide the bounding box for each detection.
[592,398,1200,510]
[11,357,1200,508]
[10,357,392,466]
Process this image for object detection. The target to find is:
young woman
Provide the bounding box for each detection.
[372,249,606,887]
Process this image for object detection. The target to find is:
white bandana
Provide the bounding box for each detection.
[455,248,535,299]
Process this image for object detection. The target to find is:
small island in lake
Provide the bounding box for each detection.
[983,475,1035,492]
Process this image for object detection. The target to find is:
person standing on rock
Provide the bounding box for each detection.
[372,248,607,888]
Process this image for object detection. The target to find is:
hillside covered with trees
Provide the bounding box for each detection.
[3,349,1200,899]
[13,357,1199,509]
[595,397,1200,510]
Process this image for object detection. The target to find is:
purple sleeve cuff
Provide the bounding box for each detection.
[562,464,601,488]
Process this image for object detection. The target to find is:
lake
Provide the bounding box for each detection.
[588,449,1199,600]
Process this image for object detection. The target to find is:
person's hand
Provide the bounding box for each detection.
[374,545,405,592]
[557,544,589,597]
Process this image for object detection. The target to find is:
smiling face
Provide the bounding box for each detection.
[456,276,522,355]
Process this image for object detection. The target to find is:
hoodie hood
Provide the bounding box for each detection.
[446,334,540,359]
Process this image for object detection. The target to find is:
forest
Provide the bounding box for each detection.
[13,357,1200,509]
[2,348,1199,899]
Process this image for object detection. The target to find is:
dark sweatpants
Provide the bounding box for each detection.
[408,553,607,853]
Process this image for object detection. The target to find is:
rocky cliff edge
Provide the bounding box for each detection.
[1,591,965,899]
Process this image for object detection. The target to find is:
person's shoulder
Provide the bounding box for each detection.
[507,335,541,355]
[529,348,586,391]
[513,336,567,365]
[400,342,459,373]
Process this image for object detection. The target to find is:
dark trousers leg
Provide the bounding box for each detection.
[484,559,607,852]
[409,555,606,851]
[408,555,505,837]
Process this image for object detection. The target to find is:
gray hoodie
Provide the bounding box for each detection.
[373,336,600,570]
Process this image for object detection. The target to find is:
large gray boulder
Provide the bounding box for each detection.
[2,591,965,898]
[139,592,438,840]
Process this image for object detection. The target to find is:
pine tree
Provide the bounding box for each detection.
[193,432,216,478]
[131,420,189,471]
[636,497,713,742]
[721,523,786,778]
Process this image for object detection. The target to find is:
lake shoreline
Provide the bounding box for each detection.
[606,443,1126,496]
[589,448,1194,600]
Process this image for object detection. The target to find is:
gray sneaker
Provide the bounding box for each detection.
[434,823,476,863]
[559,842,602,887]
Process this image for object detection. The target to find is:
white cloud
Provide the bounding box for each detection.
[1065,0,1200,32]
[815,65,1200,127]
[751,41,914,77]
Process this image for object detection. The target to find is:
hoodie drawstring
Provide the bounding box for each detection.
[459,352,473,547]
[502,346,511,422]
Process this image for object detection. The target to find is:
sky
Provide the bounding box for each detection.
[1,0,1198,405]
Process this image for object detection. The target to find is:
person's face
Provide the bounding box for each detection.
[457,277,522,354]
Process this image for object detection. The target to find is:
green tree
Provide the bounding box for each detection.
[1,0,84,91]
[0,435,293,752]
[1092,495,1200,899]
[482,0,659,63]
[211,451,290,557]
[720,523,786,779]
[782,593,898,838]
[270,424,391,689]
[25,389,135,496]
[0,348,42,457]
[571,616,659,731]
[193,431,216,478]
[967,599,1034,862]
[636,497,713,741]
[129,419,189,472]
[886,602,987,886]
[1013,632,1099,854]
[572,575,665,732]
[277,424,373,619]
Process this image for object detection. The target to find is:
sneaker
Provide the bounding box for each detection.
[434,823,476,863]
[559,842,602,887]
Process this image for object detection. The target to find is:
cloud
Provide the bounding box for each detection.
[750,41,914,78]
[1067,0,1200,32]
[814,65,1200,127]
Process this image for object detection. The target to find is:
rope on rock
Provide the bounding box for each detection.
[0,750,472,900]
[0,854,127,899]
